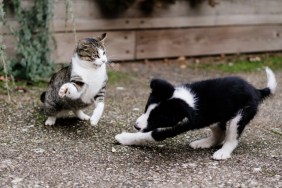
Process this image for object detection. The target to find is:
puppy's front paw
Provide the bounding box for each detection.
[45,117,56,126]
[212,149,231,160]
[190,138,214,149]
[115,132,154,145]
[115,132,135,145]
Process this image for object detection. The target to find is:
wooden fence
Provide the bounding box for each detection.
[3,0,282,63]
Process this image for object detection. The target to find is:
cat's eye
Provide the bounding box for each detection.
[94,55,100,58]
[103,51,106,55]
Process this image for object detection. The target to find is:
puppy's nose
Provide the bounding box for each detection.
[134,124,141,131]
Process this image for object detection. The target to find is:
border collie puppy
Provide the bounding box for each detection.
[115,67,277,160]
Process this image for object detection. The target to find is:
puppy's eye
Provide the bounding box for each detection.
[103,51,106,55]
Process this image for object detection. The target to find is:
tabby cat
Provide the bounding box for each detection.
[41,33,108,126]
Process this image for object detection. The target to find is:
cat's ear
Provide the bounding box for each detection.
[97,33,107,43]
[76,39,86,50]
[76,40,83,51]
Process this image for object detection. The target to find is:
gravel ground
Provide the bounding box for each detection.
[0,60,281,187]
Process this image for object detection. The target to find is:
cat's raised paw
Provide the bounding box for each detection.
[58,84,68,98]
[59,83,80,99]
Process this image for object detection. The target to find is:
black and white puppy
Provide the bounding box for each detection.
[115,68,277,160]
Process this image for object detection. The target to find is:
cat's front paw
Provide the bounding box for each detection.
[90,117,100,126]
[75,110,90,121]
[58,83,78,99]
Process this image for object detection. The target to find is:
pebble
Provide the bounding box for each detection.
[157,145,165,148]
[116,87,125,90]
[33,148,45,154]
[253,167,262,172]
[11,177,23,184]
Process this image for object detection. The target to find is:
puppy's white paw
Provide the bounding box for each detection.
[115,132,154,145]
[190,138,214,149]
[212,149,231,160]
[115,132,136,145]
[45,117,56,126]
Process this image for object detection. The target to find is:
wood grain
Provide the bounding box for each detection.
[2,0,282,62]
[136,25,282,59]
[52,15,282,32]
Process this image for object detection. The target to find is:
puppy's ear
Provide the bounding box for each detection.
[150,79,175,100]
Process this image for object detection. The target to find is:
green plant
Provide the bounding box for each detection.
[7,0,55,82]
[108,70,132,84]
[188,55,282,73]
[0,0,12,100]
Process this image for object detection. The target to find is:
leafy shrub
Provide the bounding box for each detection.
[3,0,55,82]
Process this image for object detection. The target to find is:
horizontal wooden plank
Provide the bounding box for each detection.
[53,0,282,19]
[136,25,282,59]
[53,15,282,32]
[4,25,282,62]
[54,31,135,63]
[2,0,282,33]
[3,14,282,34]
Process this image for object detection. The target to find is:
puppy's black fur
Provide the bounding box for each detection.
[145,77,271,141]
[115,68,276,159]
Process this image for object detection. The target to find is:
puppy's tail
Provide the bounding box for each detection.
[40,91,46,103]
[259,67,277,100]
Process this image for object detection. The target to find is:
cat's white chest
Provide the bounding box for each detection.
[72,60,106,103]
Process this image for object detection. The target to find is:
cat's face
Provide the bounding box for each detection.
[75,33,108,67]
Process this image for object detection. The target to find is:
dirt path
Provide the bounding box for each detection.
[0,61,281,187]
